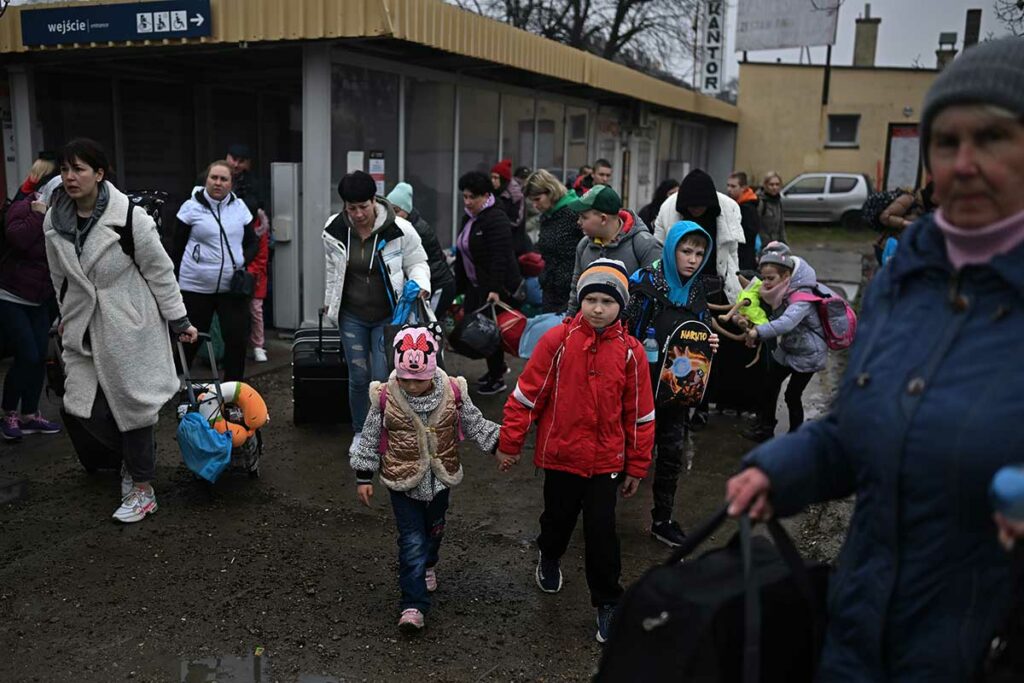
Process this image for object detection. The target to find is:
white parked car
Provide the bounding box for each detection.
[780,173,872,228]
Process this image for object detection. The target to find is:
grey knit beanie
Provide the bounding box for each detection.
[921,37,1024,168]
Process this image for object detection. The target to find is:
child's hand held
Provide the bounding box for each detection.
[357,484,374,507]
[620,475,641,498]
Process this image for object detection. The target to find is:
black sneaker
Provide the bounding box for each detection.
[535,552,562,593]
[596,603,616,643]
[476,376,507,396]
[741,425,775,443]
[651,520,688,548]
[476,366,510,386]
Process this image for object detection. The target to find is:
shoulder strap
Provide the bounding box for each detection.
[115,202,142,273]
[448,377,465,442]
[117,202,137,260]
[377,383,389,454]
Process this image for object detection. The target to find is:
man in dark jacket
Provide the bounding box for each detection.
[386,182,456,318]
[725,172,762,271]
[226,143,265,216]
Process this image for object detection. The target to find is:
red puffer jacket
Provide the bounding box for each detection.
[499,313,655,479]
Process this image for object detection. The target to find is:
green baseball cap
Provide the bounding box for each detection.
[567,184,622,215]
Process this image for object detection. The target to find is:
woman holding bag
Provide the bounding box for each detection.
[726,38,1024,680]
[173,160,257,381]
[45,138,197,523]
[454,171,522,396]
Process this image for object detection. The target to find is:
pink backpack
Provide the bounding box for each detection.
[788,285,858,350]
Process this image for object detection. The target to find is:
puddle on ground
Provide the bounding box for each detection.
[180,655,340,683]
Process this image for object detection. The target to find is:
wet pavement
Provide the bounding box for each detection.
[0,345,848,682]
[0,244,860,681]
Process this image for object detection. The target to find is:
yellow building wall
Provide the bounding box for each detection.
[735,63,937,189]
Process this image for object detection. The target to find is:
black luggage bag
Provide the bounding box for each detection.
[292,308,350,424]
[595,507,829,683]
[62,407,122,473]
[46,325,122,473]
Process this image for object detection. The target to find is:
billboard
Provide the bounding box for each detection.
[735,0,839,52]
[700,0,726,94]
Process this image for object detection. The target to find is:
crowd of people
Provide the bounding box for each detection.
[1,35,1021,676]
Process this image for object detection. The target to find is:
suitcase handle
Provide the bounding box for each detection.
[176,332,225,408]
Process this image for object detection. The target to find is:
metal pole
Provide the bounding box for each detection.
[821,44,832,106]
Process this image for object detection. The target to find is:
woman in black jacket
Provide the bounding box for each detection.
[455,171,522,395]
[638,178,679,231]
[525,169,580,313]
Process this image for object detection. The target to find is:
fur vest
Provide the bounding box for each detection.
[369,370,467,491]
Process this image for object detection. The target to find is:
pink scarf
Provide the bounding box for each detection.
[760,277,791,310]
[935,208,1024,271]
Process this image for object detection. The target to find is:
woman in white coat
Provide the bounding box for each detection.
[174,160,256,381]
[44,139,197,524]
[322,171,430,454]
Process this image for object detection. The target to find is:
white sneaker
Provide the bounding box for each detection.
[253,347,268,362]
[112,486,158,523]
[120,464,133,498]
[348,431,362,456]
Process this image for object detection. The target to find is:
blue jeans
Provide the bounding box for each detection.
[0,299,52,415]
[339,312,389,431]
[389,488,449,613]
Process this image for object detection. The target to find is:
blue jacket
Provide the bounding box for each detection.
[745,214,1023,681]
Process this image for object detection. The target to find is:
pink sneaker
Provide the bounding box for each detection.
[425,567,438,593]
[18,413,61,435]
[2,411,23,441]
[398,608,425,633]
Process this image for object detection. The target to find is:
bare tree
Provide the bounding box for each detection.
[993,0,1024,36]
[451,0,701,76]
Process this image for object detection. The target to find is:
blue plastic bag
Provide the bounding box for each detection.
[518,312,565,359]
[391,281,423,325]
[177,412,233,483]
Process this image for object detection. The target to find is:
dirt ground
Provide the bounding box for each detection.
[0,341,850,682]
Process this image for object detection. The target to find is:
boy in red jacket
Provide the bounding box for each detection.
[498,258,655,644]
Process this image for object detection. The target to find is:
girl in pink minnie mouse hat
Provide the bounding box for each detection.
[349,323,505,633]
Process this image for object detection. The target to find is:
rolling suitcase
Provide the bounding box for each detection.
[292,308,351,424]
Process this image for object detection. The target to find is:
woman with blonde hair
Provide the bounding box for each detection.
[13,154,58,202]
[525,169,581,313]
[757,170,787,245]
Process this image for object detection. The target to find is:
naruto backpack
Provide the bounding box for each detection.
[788,284,857,350]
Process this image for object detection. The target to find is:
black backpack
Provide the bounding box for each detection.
[595,507,829,683]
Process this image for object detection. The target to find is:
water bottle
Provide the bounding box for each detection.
[991,466,1024,521]
[644,327,660,364]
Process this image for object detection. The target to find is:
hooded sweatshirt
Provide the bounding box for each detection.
[753,257,827,373]
[624,221,712,343]
[566,209,660,315]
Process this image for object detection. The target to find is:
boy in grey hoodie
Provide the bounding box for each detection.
[565,185,660,316]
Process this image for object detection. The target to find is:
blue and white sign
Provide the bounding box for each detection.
[21,0,211,47]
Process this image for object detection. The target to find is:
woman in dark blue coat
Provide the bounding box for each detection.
[727,37,1024,681]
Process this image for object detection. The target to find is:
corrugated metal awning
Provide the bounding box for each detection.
[0,0,738,123]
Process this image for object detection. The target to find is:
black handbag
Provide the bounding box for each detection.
[448,304,501,360]
[596,506,829,683]
[212,208,254,298]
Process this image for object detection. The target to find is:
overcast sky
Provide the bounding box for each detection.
[724,0,1011,77]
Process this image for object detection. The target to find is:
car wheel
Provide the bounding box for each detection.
[841,210,864,230]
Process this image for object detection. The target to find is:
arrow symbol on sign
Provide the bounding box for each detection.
[190,13,204,27]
